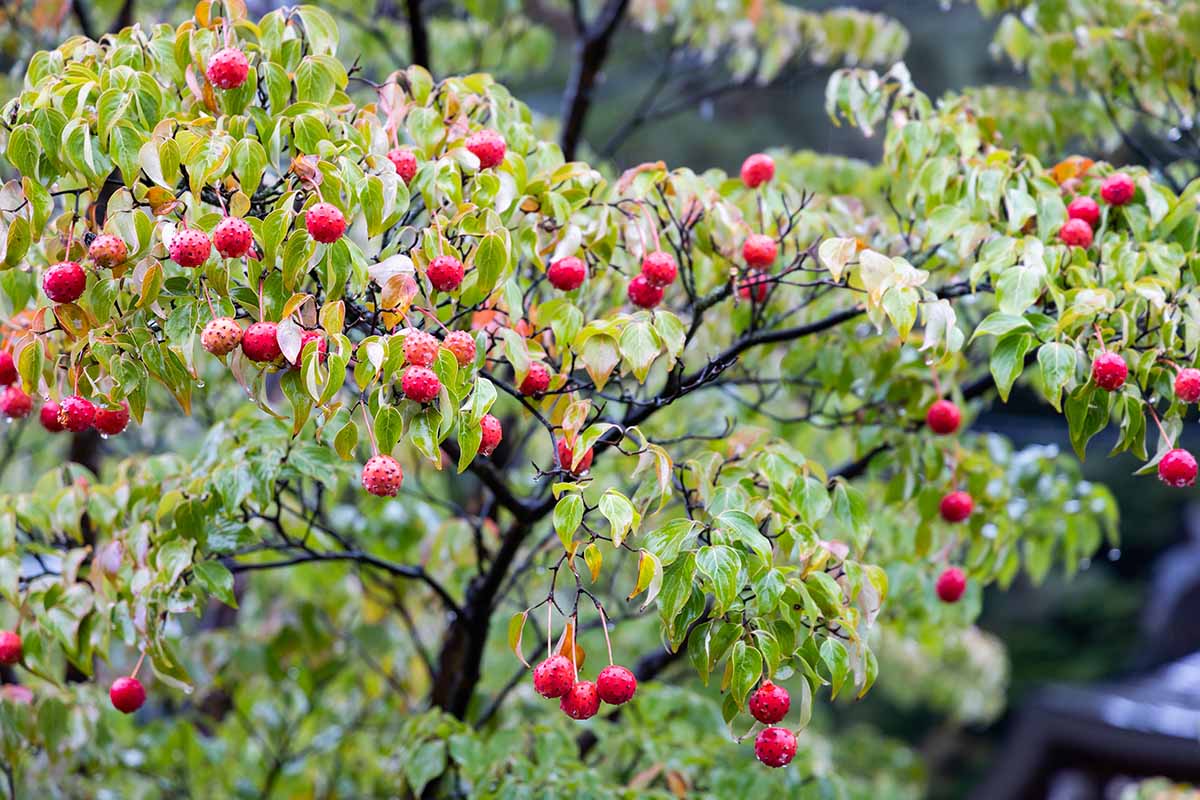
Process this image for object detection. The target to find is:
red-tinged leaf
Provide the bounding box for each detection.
[507,611,529,668]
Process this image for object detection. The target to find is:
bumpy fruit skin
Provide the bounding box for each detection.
[1100,172,1136,206]
[627,274,664,309]
[242,321,282,364]
[557,438,594,475]
[740,153,775,188]
[305,202,346,243]
[1177,368,1200,403]
[168,228,211,267]
[748,680,790,724]
[0,387,32,420]
[926,399,961,435]
[387,147,418,184]
[403,329,439,367]
[93,401,130,436]
[43,261,86,303]
[738,271,770,303]
[533,655,575,699]
[742,234,778,268]
[206,47,250,90]
[479,413,504,457]
[939,491,973,523]
[1059,218,1094,248]
[427,255,465,292]
[444,330,477,366]
[1067,196,1101,227]
[754,727,796,768]
[936,567,967,603]
[547,256,587,291]
[0,352,14,386]
[361,454,404,496]
[520,363,551,396]
[559,680,600,720]
[213,216,254,258]
[0,631,21,665]
[202,317,244,356]
[88,234,128,267]
[466,129,507,169]
[109,677,146,714]
[641,251,677,287]
[39,401,64,432]
[596,665,637,705]
[401,366,441,403]
[1091,350,1128,391]
[1158,448,1198,488]
[58,395,95,431]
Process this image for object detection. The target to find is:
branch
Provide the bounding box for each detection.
[404,0,431,70]
[558,0,631,159]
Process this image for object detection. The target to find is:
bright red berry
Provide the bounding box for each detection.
[88,234,128,267]
[213,217,254,258]
[168,228,211,268]
[1091,350,1128,391]
[387,147,418,184]
[1158,448,1198,488]
[1176,368,1200,403]
[93,401,130,436]
[1067,196,1100,227]
[1100,172,1135,206]
[109,676,145,714]
[748,680,790,724]
[641,251,677,287]
[401,366,441,403]
[0,631,21,665]
[478,413,503,457]
[926,399,961,435]
[596,664,637,705]
[742,234,778,268]
[0,352,14,386]
[206,47,249,90]
[556,438,594,475]
[43,261,86,303]
[939,491,973,523]
[403,329,439,367]
[287,330,326,367]
[936,566,967,603]
[57,395,95,431]
[740,153,775,189]
[738,271,771,303]
[627,274,664,309]
[201,317,243,356]
[559,680,600,720]
[754,726,796,768]
[0,386,31,420]
[305,202,346,244]
[362,454,404,496]
[520,363,551,396]
[547,256,587,291]
[533,654,574,699]
[443,330,477,367]
[466,129,506,169]
[241,321,282,364]
[1059,218,1093,248]
[427,255,465,293]
[39,401,64,432]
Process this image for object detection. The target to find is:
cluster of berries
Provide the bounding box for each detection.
[532,653,637,721]
[747,680,798,768]
[0,359,129,436]
[925,398,969,603]
[628,251,678,309]
[1058,172,1136,250]
[0,631,145,714]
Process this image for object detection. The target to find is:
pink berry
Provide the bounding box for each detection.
[0,386,31,420]
[1158,448,1198,488]
[1177,368,1200,403]
[754,726,796,768]
[1059,218,1094,248]
[213,217,254,258]
[533,655,574,699]
[241,321,282,364]
[466,129,506,169]
[627,274,664,309]
[596,665,637,706]
[39,401,64,432]
[547,256,587,291]
[202,317,244,356]
[42,261,86,303]
[109,676,145,714]
[939,491,973,523]
[305,202,346,244]
[427,255,465,293]
[1066,196,1100,227]
[403,329,439,367]
[556,438,594,475]
[738,271,771,303]
[362,454,404,496]
[387,147,418,184]
[641,251,677,287]
[1100,172,1135,206]
[0,352,14,386]
[0,631,21,665]
[206,47,250,90]
[479,413,503,457]
[401,366,441,404]
[520,363,551,396]
[740,153,775,189]
[742,234,778,268]
[936,567,967,603]
[93,401,130,436]
[168,228,211,268]
[559,680,600,720]
[88,234,128,268]
[57,395,94,431]
[926,399,961,435]
[1091,350,1128,391]
[443,330,476,367]
[748,680,790,724]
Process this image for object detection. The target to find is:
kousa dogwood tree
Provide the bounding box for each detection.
[0,0,1193,796]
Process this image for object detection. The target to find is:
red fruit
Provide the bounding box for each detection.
[754,726,796,768]
[1059,218,1093,248]
[0,631,20,665]
[58,395,95,431]
[936,566,967,603]
[627,274,664,309]
[556,438,594,475]
[1067,196,1100,227]
[466,129,507,169]
[1091,350,1128,391]
[641,251,677,287]
[288,330,327,367]
[242,321,282,364]
[361,454,404,496]
[740,153,776,189]
[738,271,770,303]
[0,386,31,420]
[42,261,86,303]
[444,330,477,367]
[109,676,145,714]
[427,255,465,293]
[742,234,778,268]
[748,680,790,724]
[533,654,574,698]
[520,363,551,396]
[168,228,211,268]
[93,401,130,436]
[1158,448,1198,488]
[403,329,439,367]
[387,147,418,183]
[479,413,503,457]
[213,217,254,258]
[0,351,14,386]
[401,366,441,403]
[305,202,346,244]
[206,47,250,90]
[547,256,587,291]
[596,664,637,705]
[1100,172,1135,206]
[40,401,64,432]
[88,234,128,267]
[925,399,961,435]
[559,680,600,720]
[202,317,244,356]
[939,491,973,523]
[1177,368,1200,403]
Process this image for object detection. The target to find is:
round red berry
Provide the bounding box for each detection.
[401,366,441,404]
[0,352,14,386]
[362,454,404,496]
[109,676,145,714]
[925,399,961,435]
[93,401,130,436]
[556,438,594,475]
[0,386,31,420]
[627,274,664,309]
[547,256,587,291]
[738,270,771,303]
[740,153,775,189]
[213,216,254,258]
[39,401,64,432]
[57,395,94,431]
[168,228,211,268]
[403,329,439,367]
[1100,172,1135,206]
[1176,368,1200,403]
[1059,218,1093,248]
[754,726,796,768]
[479,413,503,457]
[43,261,86,304]
[287,330,327,367]
[748,680,790,724]
[427,255,465,293]
[596,664,636,705]
[305,202,346,244]
[206,47,249,90]
[936,566,967,603]
[387,147,418,184]
[202,317,243,356]
[466,129,506,169]
[242,321,282,364]
[641,251,677,287]
[939,491,973,523]
[0,631,21,665]
[559,680,600,720]
[88,234,128,268]
[520,363,551,396]
[1091,350,1128,392]
[533,654,574,699]
[1067,196,1100,227]
[1158,448,1198,488]
[443,330,477,367]
[742,234,778,268]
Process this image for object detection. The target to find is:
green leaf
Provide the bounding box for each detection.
[598,490,637,548]
[820,637,851,699]
[695,545,741,613]
[373,406,404,454]
[730,641,763,707]
[553,494,584,549]
[619,321,661,383]
[404,739,447,796]
[1038,341,1076,411]
[192,561,237,608]
[715,510,771,562]
[989,331,1035,402]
